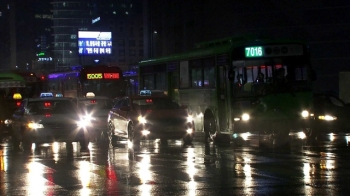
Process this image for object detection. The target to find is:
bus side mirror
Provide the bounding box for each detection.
[228,68,235,81]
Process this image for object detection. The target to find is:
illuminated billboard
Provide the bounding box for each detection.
[78,31,112,55]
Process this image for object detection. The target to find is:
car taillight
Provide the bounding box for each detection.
[45,114,51,117]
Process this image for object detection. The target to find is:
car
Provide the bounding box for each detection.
[107,94,194,147]
[308,93,350,138]
[77,94,113,141]
[11,97,91,151]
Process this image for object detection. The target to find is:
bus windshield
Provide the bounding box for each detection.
[232,58,311,97]
[47,65,126,98]
[82,80,124,98]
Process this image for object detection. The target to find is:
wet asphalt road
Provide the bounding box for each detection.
[1,135,350,196]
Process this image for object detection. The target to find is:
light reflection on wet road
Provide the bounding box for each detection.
[1,135,350,195]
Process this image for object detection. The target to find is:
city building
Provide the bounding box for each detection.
[50,0,143,72]
[51,0,93,70]
[32,1,54,72]
[1,1,35,70]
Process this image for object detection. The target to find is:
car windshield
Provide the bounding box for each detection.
[27,100,76,114]
[132,98,180,110]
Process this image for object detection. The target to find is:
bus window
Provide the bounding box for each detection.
[266,66,273,83]
[233,68,245,94]
[243,67,254,92]
[204,66,215,88]
[143,74,154,90]
[191,67,202,87]
[295,67,307,81]
[155,73,166,89]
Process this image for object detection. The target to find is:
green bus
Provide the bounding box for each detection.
[0,72,26,136]
[138,35,316,146]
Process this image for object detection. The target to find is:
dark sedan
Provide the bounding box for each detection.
[310,93,350,137]
[11,97,91,151]
[107,95,194,147]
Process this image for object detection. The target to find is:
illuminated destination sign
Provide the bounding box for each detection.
[87,73,120,79]
[245,44,304,58]
[245,46,263,58]
[87,73,103,79]
[78,31,112,56]
[104,73,119,79]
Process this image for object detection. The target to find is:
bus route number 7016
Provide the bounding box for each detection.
[245,46,263,58]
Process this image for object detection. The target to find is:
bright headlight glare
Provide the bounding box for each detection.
[83,115,95,121]
[28,122,44,129]
[241,132,251,140]
[242,113,250,121]
[187,115,193,122]
[4,119,12,125]
[141,130,150,135]
[234,118,241,121]
[138,116,147,124]
[186,129,193,134]
[301,110,309,118]
[318,115,337,121]
[78,118,91,127]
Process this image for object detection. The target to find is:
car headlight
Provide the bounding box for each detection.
[301,110,309,118]
[138,116,147,124]
[187,115,193,123]
[28,122,44,129]
[77,119,90,128]
[318,115,337,121]
[77,115,95,127]
[83,114,96,121]
[4,119,12,125]
[233,114,250,121]
[242,113,250,121]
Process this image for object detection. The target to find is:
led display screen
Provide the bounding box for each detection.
[78,31,112,55]
[245,45,304,58]
[87,73,103,79]
[87,73,120,80]
[104,73,119,79]
[245,46,263,58]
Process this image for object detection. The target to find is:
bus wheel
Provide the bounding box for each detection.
[204,114,216,143]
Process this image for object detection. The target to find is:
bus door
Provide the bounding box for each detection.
[217,65,229,131]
